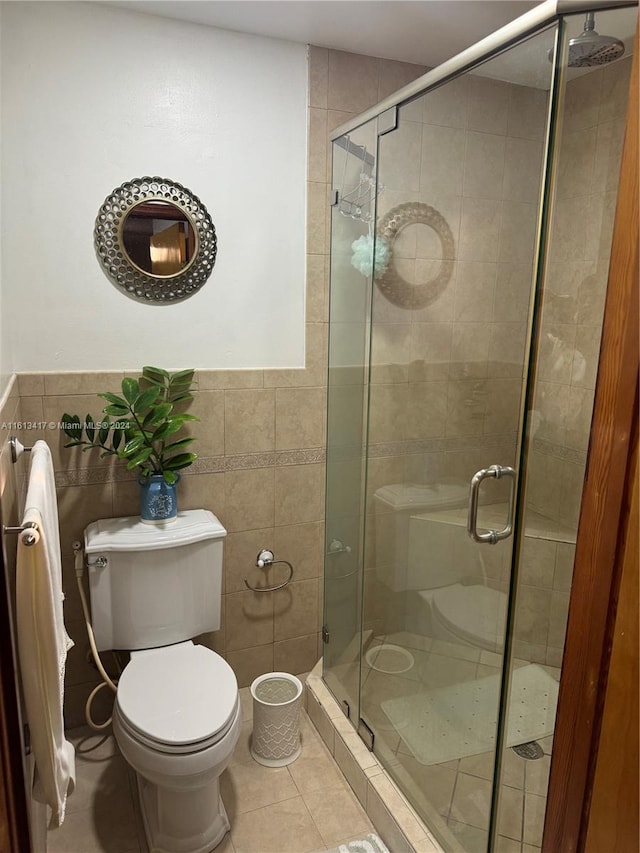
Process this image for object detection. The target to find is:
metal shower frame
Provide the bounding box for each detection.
[330,0,636,143]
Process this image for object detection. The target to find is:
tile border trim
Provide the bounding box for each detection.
[305,661,450,853]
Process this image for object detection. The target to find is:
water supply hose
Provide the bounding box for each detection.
[72,542,118,731]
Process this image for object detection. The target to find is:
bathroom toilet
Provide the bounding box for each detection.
[374,483,508,650]
[85,510,240,853]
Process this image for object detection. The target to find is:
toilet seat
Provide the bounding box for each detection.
[431,583,507,651]
[116,641,238,754]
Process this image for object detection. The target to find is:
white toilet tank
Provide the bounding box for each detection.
[84,509,226,652]
[374,482,470,592]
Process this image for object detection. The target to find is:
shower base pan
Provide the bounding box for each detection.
[382,663,559,766]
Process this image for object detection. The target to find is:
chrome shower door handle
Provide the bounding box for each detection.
[467,465,517,544]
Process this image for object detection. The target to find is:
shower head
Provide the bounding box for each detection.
[549,13,625,67]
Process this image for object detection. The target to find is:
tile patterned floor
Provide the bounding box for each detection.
[47,687,375,853]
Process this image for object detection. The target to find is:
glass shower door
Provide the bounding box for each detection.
[323,119,378,720]
[359,27,556,852]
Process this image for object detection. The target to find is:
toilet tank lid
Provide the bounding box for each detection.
[374,482,468,511]
[84,509,226,553]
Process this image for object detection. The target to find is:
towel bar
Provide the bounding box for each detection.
[3,521,39,546]
[9,436,33,463]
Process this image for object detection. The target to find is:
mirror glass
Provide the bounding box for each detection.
[121,200,197,278]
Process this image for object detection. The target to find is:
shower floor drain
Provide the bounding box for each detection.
[512,741,545,760]
[365,643,415,674]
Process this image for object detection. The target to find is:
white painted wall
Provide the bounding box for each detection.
[0,1,307,371]
[0,5,13,395]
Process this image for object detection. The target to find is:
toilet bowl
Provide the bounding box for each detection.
[418,583,507,652]
[113,642,240,853]
[84,510,238,853]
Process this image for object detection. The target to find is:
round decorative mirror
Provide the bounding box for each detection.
[94,177,217,303]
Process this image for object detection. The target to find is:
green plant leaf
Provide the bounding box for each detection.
[143,366,170,381]
[98,422,110,445]
[61,413,82,441]
[100,392,127,406]
[142,402,173,427]
[169,368,195,383]
[163,437,196,453]
[150,421,179,442]
[103,404,129,417]
[85,415,95,443]
[133,386,160,413]
[125,447,154,469]
[169,393,194,405]
[121,377,139,405]
[122,436,145,456]
[163,470,178,485]
[170,413,199,424]
[163,452,197,470]
[112,428,123,451]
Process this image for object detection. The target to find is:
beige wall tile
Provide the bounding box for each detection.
[43,371,125,397]
[507,84,548,141]
[422,74,469,129]
[275,463,324,526]
[274,578,320,641]
[306,254,326,324]
[379,119,422,192]
[420,125,466,196]
[378,58,427,102]
[178,471,226,516]
[503,137,544,204]
[197,369,263,390]
[599,55,632,123]
[57,482,114,551]
[366,780,412,853]
[499,201,537,264]
[226,589,274,651]
[112,478,140,517]
[308,45,329,109]
[224,389,275,455]
[454,261,497,323]
[467,76,509,135]
[328,49,379,113]
[463,132,506,200]
[327,108,354,135]
[274,634,319,674]
[275,387,326,450]
[187,390,224,457]
[273,521,324,581]
[308,107,328,183]
[17,373,45,396]
[225,527,275,593]
[459,198,501,263]
[224,467,275,533]
[226,644,274,688]
[307,181,328,255]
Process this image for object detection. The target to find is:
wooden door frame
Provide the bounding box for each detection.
[0,543,31,852]
[543,21,639,853]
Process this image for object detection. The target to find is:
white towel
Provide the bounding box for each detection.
[16,441,75,828]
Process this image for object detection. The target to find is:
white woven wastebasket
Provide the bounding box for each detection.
[250,672,303,767]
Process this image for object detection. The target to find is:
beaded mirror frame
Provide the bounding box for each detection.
[94,176,217,303]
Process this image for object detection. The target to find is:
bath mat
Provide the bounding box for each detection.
[382,663,558,765]
[322,834,390,853]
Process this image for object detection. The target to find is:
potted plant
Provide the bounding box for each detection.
[61,366,198,524]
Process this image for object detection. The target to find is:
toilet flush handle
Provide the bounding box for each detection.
[467,465,516,545]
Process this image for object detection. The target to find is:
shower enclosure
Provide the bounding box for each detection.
[323,2,635,851]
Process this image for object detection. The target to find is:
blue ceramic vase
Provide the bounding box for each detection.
[139,474,180,524]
